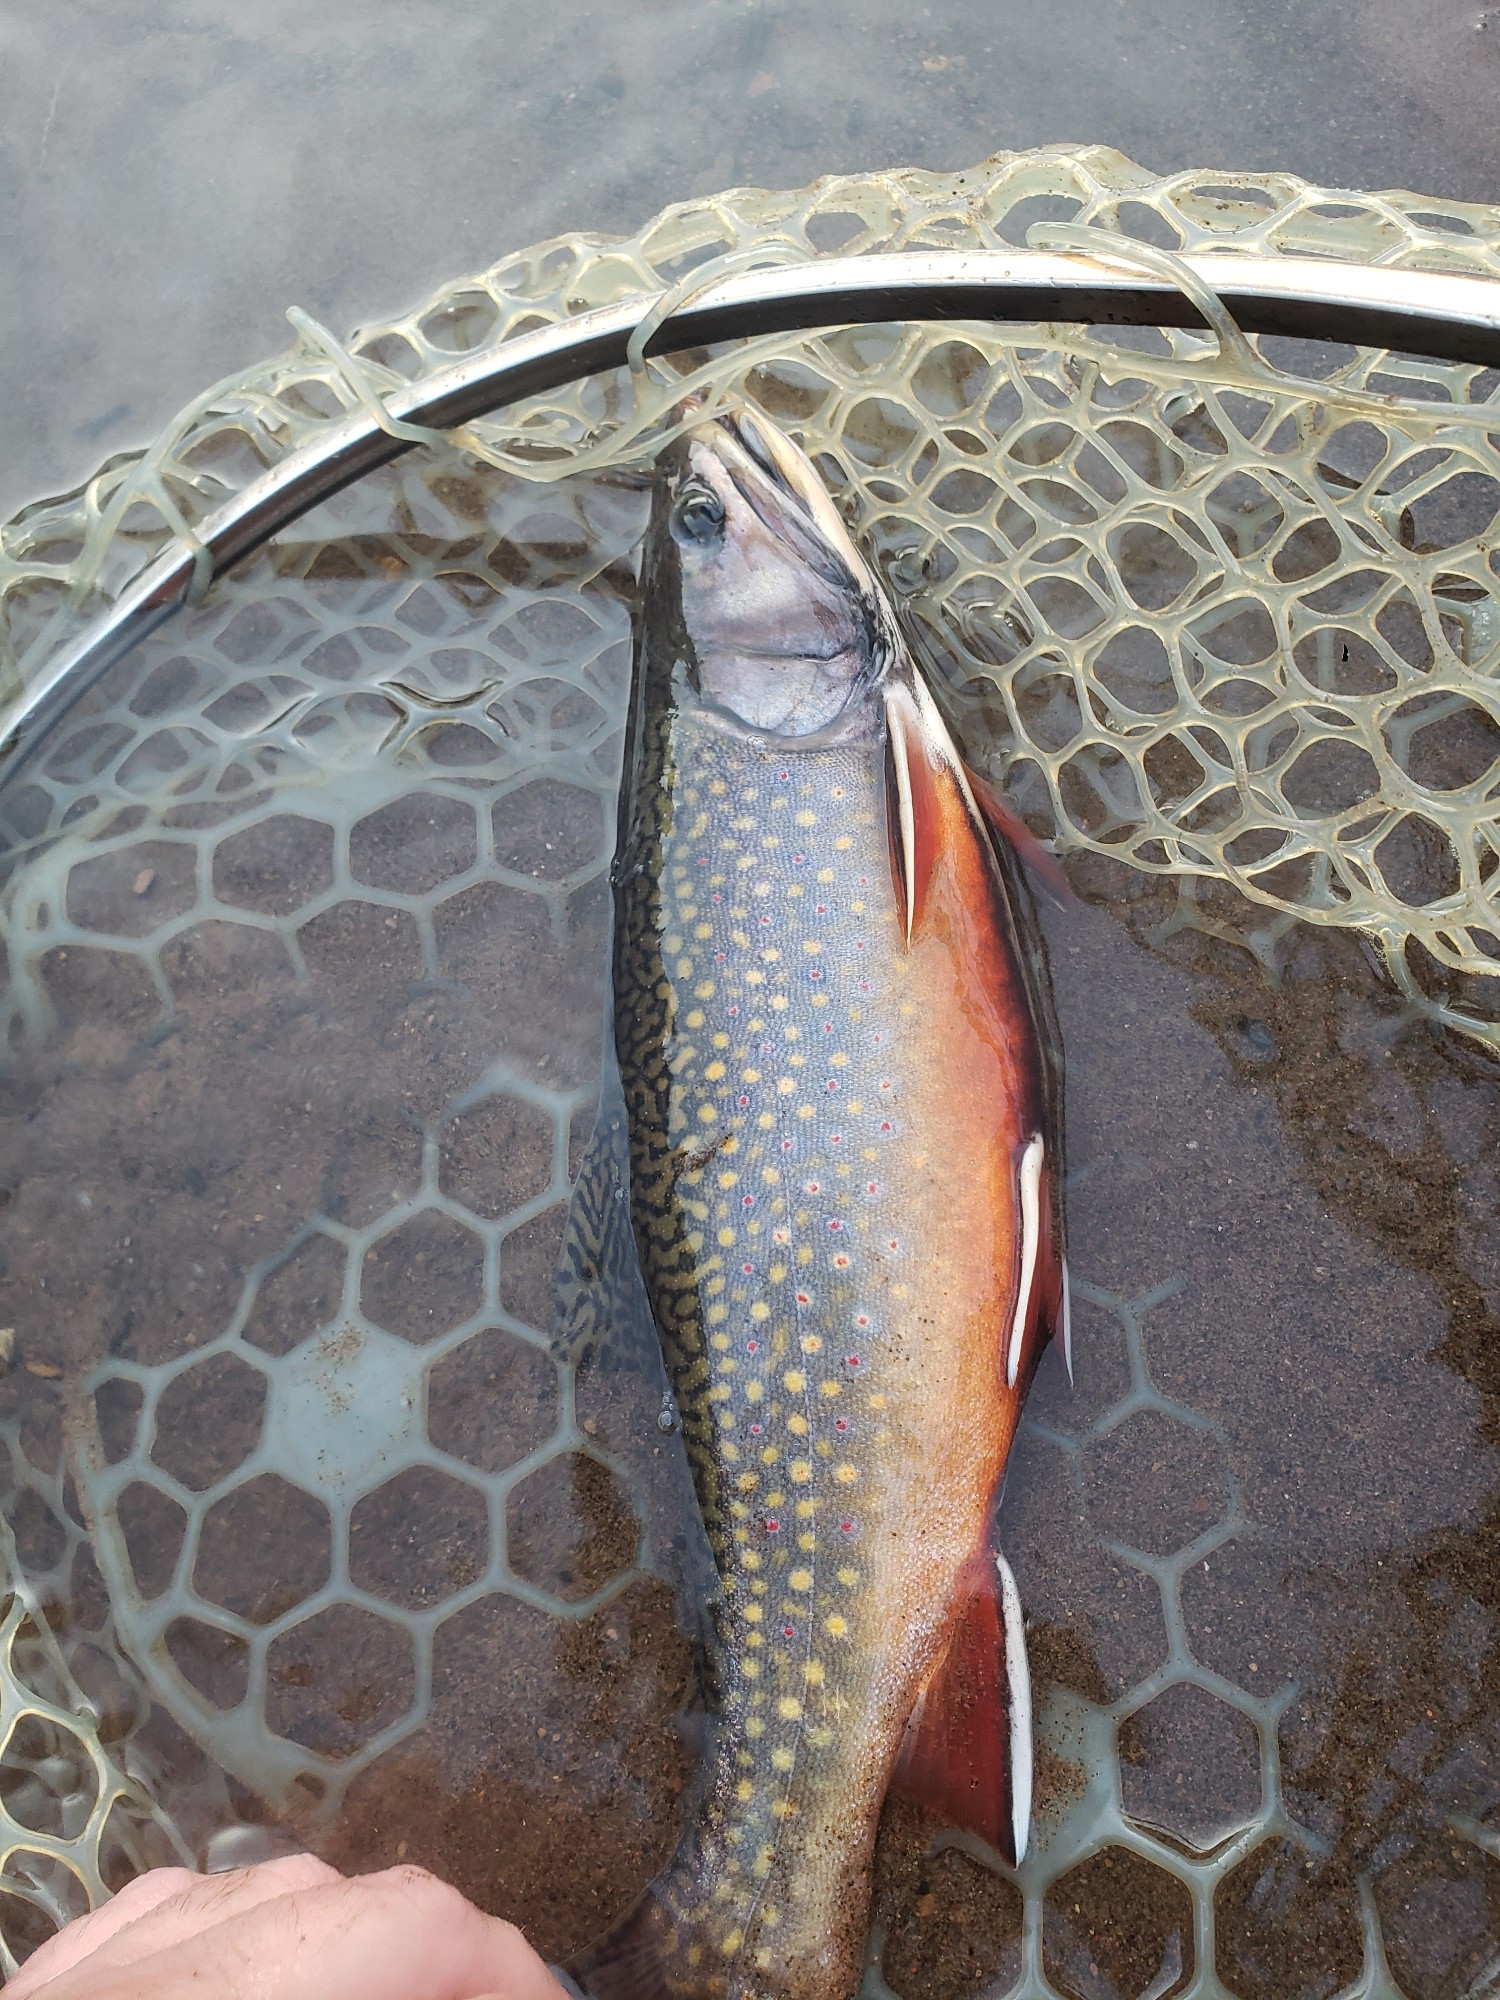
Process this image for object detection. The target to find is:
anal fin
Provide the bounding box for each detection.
[892,1550,1033,1865]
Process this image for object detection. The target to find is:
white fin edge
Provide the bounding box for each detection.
[996,1551,1032,1867]
[1006,1134,1045,1388]
[885,685,918,946]
[1061,1258,1073,1387]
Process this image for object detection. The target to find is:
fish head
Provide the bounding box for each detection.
[656,404,889,741]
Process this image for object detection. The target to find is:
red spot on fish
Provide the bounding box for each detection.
[879,1079,892,1092]
[830,1133,843,1145]
[738,1094,750,1108]
[880,1121,892,1134]
[810,970,823,981]
[715,952,726,963]
[698,857,709,867]
[846,1353,861,1369]
[750,1423,762,1435]
[823,1021,834,1033]
[887,1239,900,1252]
[827,1079,838,1093]
[835,1418,849,1432]
[793,853,806,864]
[806,1180,821,1194]
[760,915,772,926]
[859,981,870,992]
[742,1262,754,1274]
[855,1314,870,1329]
[816,904,827,915]
[747,1340,759,1353]
[866,1181,879,1195]
[728,1005,740,1017]
[782,1139,794,1152]
[833,1254,849,1269]
[783,1625,796,1639]
[840,1518,854,1533]
[742,1194,755,1207]
[773,1230,789,1246]
[795,1291,811,1306]
[828,1219,843,1232]
[712,892,722,903]
[765,1518,779,1532]
[778,770,790,783]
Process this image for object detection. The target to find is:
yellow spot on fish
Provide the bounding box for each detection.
[695,923,713,940]
[838,1567,859,1587]
[720,1929,744,1956]
[771,1747,794,1772]
[798,1533,815,1551]
[802,938,822,954]
[869,1393,888,1410]
[778,1696,803,1719]
[773,1799,796,1818]
[826,1614,848,1637]
[737,1472,758,1491]
[695,981,715,998]
[797,1105,814,1120]
[784,1371,806,1393]
[744,1068,761,1084]
[745,968,765,985]
[743,1603,763,1623]
[750,1301,770,1321]
[818,868,834,883]
[736,1779,754,1802]
[830,1051,848,1068]
[835,836,853,850]
[820,1380,841,1399]
[771,994,789,1011]
[745,1380,763,1403]
[713,1032,729,1049]
[801,1334,823,1355]
[805,1661,825,1685]
[777,1077,795,1096]
[795,810,817,827]
[711,1333,730,1351]
[706,1062,727,1082]
[788,1414,808,1436]
[791,1460,812,1484]
[677,959,693,978]
[747,1718,765,1739]
[717,1228,735,1247]
[686,1009,705,1029]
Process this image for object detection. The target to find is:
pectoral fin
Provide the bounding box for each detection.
[891,1550,1033,1865]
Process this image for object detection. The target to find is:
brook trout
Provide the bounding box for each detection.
[569,404,1066,2000]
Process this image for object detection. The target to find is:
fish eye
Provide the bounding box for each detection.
[671,483,726,546]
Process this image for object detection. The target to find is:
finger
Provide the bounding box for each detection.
[6,1871,201,1999]
[31,1866,565,2000]
[8,1855,341,1999]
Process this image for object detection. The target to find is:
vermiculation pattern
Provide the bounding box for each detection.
[619,714,919,1961]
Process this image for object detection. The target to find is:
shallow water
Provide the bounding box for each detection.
[0,433,1492,1994]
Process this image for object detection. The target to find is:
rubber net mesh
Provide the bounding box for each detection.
[0,147,1494,1990]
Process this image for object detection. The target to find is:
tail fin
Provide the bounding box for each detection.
[567,1895,691,2000]
[890,1550,1034,1866]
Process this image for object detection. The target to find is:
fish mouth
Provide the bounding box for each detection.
[678,397,879,602]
